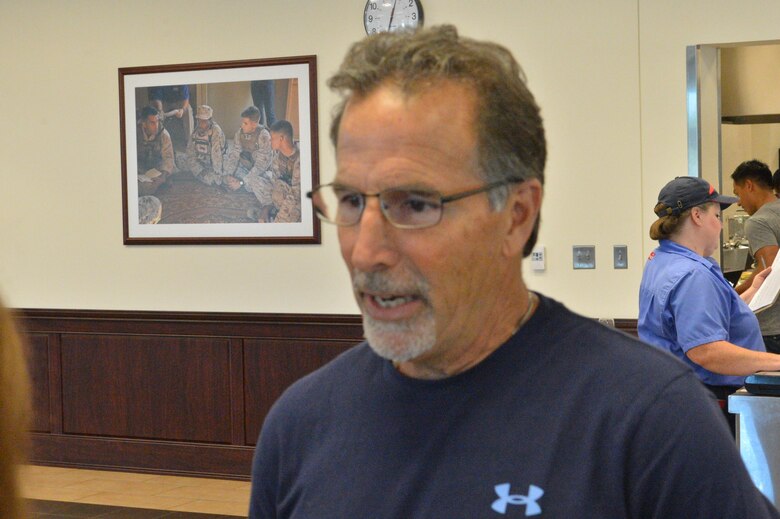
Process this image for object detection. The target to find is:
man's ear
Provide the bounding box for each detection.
[503,179,542,258]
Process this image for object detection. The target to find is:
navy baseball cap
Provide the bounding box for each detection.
[654,176,738,217]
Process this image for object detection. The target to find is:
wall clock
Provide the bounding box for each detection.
[364,0,424,35]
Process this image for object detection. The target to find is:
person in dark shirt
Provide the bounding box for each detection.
[250,80,277,127]
[148,85,193,151]
[249,25,780,519]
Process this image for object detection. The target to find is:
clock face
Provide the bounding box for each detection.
[364,0,424,35]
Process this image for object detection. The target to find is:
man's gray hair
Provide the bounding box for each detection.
[328,25,546,255]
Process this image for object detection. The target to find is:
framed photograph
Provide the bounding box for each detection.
[119,56,320,245]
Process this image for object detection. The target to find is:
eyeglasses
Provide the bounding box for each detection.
[306,179,524,229]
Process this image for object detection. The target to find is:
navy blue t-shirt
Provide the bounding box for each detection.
[250,295,778,518]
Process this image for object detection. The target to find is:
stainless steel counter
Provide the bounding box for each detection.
[729,389,780,504]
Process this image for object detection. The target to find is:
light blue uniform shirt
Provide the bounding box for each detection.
[638,239,765,387]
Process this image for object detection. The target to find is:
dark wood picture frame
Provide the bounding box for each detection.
[119,56,320,245]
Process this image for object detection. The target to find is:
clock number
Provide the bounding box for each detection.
[368,14,373,22]
[408,0,414,6]
[370,2,377,9]
[411,12,417,20]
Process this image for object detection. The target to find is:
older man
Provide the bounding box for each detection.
[249,26,779,518]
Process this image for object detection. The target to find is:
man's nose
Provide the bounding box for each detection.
[346,197,400,272]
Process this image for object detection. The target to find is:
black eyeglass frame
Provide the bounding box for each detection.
[306,177,525,229]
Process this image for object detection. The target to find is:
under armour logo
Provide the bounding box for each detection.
[491,483,544,516]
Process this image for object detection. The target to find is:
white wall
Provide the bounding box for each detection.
[2,0,780,318]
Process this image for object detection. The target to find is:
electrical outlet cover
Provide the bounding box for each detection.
[573,246,595,269]
[613,245,628,269]
[531,245,546,271]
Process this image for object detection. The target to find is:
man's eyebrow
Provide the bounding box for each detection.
[329,180,356,190]
[330,180,439,192]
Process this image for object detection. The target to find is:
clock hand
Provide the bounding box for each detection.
[388,0,397,31]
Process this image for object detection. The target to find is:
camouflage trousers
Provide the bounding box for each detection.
[272,181,301,223]
[185,150,223,186]
[244,169,274,206]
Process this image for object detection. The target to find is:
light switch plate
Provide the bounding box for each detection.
[613,245,628,269]
[573,246,595,269]
[531,245,546,271]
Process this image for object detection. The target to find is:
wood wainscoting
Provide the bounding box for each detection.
[18,309,364,480]
[17,308,638,480]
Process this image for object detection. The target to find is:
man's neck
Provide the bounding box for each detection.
[280,142,296,157]
[755,190,777,211]
[395,285,535,380]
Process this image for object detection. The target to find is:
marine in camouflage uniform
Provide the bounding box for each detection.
[269,120,301,223]
[136,106,174,197]
[185,105,226,186]
[223,106,273,203]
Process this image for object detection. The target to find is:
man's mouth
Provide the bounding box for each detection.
[352,269,429,321]
[370,294,417,308]
[361,292,424,320]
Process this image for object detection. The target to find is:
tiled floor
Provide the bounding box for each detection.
[21,465,250,518]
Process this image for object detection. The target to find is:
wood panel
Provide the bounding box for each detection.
[30,433,254,480]
[20,309,364,340]
[229,339,246,446]
[18,309,364,477]
[244,339,355,445]
[614,319,638,337]
[26,334,50,433]
[60,335,232,443]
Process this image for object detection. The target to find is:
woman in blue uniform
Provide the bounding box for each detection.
[639,176,780,433]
